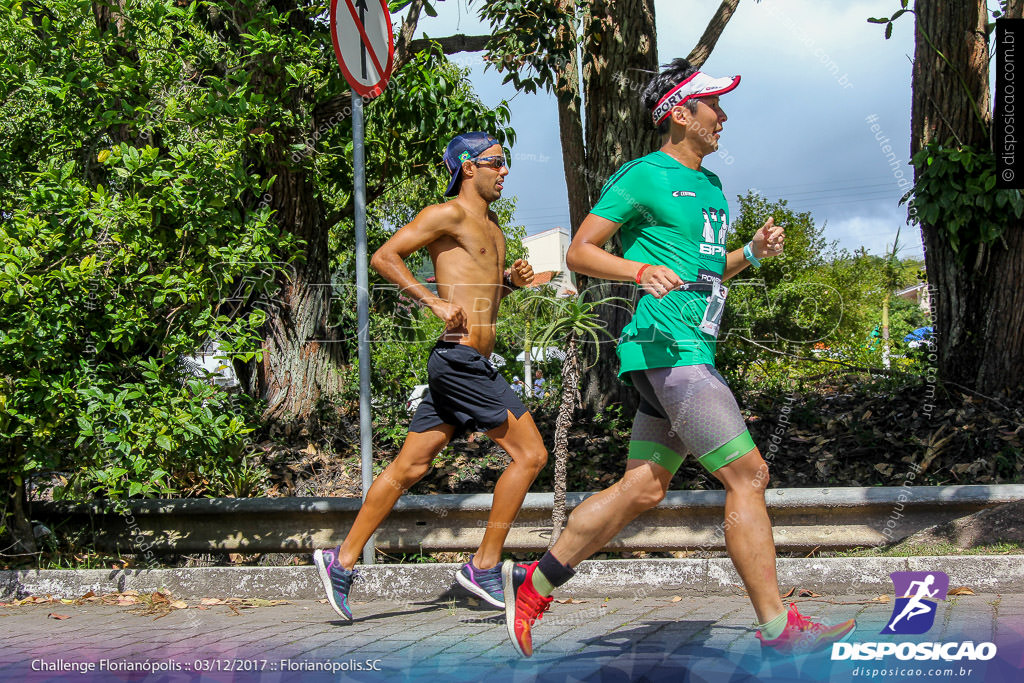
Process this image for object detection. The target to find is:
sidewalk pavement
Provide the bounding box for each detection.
[2,588,1022,682]
[6,556,1024,603]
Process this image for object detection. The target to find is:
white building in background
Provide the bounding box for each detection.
[183,341,239,391]
[522,226,576,296]
[894,282,931,312]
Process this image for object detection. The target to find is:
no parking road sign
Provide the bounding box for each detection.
[330,0,394,99]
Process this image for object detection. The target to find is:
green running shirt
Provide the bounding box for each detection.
[589,151,731,379]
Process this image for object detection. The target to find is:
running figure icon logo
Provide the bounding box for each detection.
[882,571,950,635]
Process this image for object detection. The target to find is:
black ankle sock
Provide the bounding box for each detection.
[537,551,576,588]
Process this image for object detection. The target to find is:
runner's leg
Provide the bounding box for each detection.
[337,425,455,569]
[501,409,677,657]
[475,410,548,569]
[548,457,673,567]
[709,448,785,625]
[536,377,682,573]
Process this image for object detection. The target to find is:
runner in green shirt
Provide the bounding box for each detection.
[501,58,857,659]
[591,149,730,372]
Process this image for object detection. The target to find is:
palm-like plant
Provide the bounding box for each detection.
[527,291,631,547]
[881,226,904,369]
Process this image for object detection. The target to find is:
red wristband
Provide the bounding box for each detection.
[634,264,652,284]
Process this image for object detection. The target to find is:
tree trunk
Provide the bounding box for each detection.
[580,0,659,200]
[252,142,346,431]
[555,0,590,235]
[576,0,659,414]
[1,471,37,558]
[549,334,579,547]
[912,1,1024,395]
[911,1,990,155]
[245,26,348,431]
[91,0,139,145]
[686,0,742,69]
[393,0,426,69]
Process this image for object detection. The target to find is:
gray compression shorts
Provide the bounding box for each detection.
[627,364,756,473]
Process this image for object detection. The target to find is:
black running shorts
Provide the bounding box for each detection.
[409,341,527,437]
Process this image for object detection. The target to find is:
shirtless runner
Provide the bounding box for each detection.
[314,132,548,619]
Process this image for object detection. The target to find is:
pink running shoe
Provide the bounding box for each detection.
[502,560,553,657]
[756,603,856,655]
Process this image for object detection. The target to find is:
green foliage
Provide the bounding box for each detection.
[0,0,313,517]
[720,193,842,351]
[0,0,519,525]
[528,291,628,365]
[366,308,440,447]
[0,136,285,500]
[905,142,1024,257]
[717,194,929,389]
[474,0,579,94]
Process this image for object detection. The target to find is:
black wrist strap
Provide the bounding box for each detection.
[638,280,716,298]
[503,271,521,291]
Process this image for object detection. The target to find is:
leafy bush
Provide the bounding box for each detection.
[1,144,292,551]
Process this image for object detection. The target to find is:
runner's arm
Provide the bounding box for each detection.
[370,205,466,327]
[567,213,683,297]
[722,247,752,281]
[502,258,534,299]
[722,217,785,281]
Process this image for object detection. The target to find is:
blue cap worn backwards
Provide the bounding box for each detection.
[443,132,500,197]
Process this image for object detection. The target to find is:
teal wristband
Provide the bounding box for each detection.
[743,242,762,268]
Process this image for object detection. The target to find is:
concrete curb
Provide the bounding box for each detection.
[3,556,1022,601]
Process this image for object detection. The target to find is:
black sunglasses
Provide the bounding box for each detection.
[471,155,508,170]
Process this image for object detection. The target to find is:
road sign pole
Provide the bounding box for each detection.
[331,0,392,568]
[352,93,375,566]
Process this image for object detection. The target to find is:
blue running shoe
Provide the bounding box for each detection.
[313,547,358,620]
[455,555,504,608]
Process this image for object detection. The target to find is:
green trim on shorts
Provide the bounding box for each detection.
[628,440,685,474]
[697,430,756,473]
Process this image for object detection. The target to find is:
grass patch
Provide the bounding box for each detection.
[825,541,1024,558]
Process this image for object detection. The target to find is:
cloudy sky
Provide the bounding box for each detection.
[408,0,985,261]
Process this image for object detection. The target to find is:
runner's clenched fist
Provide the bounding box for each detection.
[509,258,535,288]
[752,217,785,258]
[638,264,684,299]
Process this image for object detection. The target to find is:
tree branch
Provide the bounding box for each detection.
[407,33,492,56]
[324,182,389,227]
[393,0,426,71]
[734,335,902,376]
[685,0,741,69]
[314,29,492,128]
[91,0,141,144]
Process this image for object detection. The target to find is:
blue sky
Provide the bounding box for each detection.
[412,1,932,260]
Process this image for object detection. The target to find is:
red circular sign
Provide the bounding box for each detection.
[330,0,394,99]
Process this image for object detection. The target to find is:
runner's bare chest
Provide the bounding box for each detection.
[432,216,506,278]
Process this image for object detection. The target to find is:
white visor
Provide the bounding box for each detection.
[651,71,741,126]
